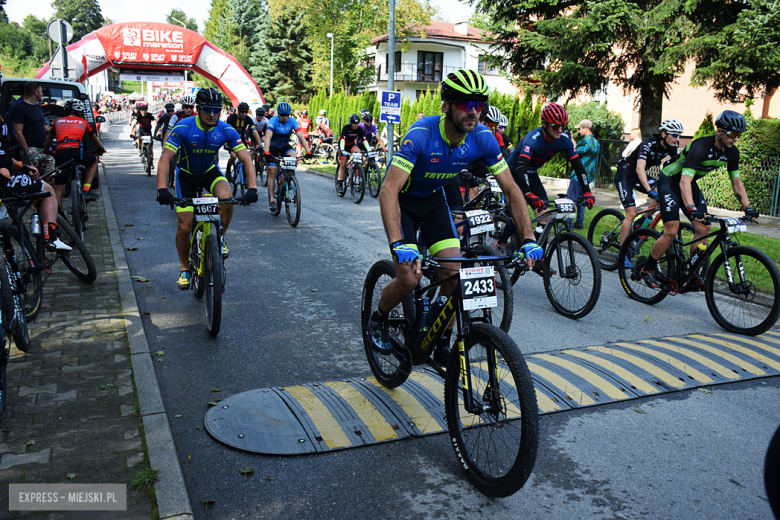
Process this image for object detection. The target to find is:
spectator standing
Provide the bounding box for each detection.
[565,119,600,229]
[9,81,53,176]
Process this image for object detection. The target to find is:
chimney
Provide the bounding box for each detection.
[454,23,468,36]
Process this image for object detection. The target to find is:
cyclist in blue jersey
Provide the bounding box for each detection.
[498,103,596,273]
[368,69,542,366]
[155,88,258,289]
[262,101,311,212]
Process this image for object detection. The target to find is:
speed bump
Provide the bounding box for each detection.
[205,331,780,454]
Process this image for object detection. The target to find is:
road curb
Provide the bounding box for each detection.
[100,152,194,520]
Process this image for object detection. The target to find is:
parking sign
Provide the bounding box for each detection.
[379,91,402,123]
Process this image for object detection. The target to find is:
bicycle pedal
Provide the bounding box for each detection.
[665,280,678,296]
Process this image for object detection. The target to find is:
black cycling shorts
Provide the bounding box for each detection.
[267,145,294,167]
[614,164,658,209]
[657,173,707,224]
[1,171,44,196]
[53,148,96,186]
[174,167,227,213]
[398,189,459,257]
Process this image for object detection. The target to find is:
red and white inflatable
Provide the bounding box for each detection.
[36,22,265,109]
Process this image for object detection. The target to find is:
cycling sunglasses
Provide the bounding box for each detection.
[182,104,194,109]
[453,100,486,113]
[239,110,249,115]
[668,132,681,139]
[199,106,222,115]
[725,131,742,139]
[546,123,564,131]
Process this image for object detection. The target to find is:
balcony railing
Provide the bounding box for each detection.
[375,63,460,83]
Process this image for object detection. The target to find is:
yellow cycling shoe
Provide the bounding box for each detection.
[177,270,192,290]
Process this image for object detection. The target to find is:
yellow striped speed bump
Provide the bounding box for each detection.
[205,332,780,454]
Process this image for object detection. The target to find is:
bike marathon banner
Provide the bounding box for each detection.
[36,22,266,110]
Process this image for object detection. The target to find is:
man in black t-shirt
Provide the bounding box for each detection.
[225,102,261,172]
[8,81,54,176]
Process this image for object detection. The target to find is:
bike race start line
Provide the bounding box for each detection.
[204,331,780,455]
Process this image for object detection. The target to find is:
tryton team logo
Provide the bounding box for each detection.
[209,132,222,144]
[123,28,142,46]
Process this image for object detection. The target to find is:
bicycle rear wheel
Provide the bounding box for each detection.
[5,226,42,321]
[69,179,84,240]
[145,147,152,176]
[57,216,97,284]
[544,231,602,319]
[705,246,780,336]
[368,162,382,198]
[285,175,301,227]
[360,260,414,388]
[351,164,365,204]
[444,323,538,497]
[256,155,267,187]
[317,143,337,165]
[587,208,623,271]
[205,233,223,337]
[1,254,28,353]
[617,227,675,305]
[466,244,513,332]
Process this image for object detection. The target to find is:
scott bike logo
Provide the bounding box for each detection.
[420,298,455,353]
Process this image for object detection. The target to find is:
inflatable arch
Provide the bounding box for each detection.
[36,22,266,110]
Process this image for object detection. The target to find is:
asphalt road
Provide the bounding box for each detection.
[101,123,779,520]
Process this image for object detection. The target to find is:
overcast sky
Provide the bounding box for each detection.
[5,0,475,31]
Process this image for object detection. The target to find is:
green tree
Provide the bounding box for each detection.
[0,0,8,24]
[565,101,624,140]
[166,8,199,32]
[51,0,104,41]
[260,11,312,104]
[476,0,780,140]
[692,112,715,141]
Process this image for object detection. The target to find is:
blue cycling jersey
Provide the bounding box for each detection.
[508,127,578,173]
[266,115,300,148]
[391,116,507,198]
[165,117,245,176]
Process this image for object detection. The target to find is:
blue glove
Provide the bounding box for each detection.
[390,241,420,263]
[648,189,659,201]
[517,239,543,261]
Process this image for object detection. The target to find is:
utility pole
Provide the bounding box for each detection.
[388,0,395,161]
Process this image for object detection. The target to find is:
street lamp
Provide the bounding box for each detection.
[327,33,334,97]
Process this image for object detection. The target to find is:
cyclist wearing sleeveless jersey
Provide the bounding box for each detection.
[163,95,196,143]
[640,110,757,290]
[155,88,258,288]
[368,69,542,366]
[615,119,683,254]
[263,101,312,212]
[497,103,595,271]
[226,101,261,171]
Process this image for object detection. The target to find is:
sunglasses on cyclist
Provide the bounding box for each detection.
[199,106,221,115]
[725,131,742,139]
[182,105,194,109]
[667,132,681,139]
[239,110,248,115]
[453,100,486,113]
[546,123,564,131]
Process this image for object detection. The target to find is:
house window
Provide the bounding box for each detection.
[385,51,402,73]
[477,57,499,76]
[416,51,443,82]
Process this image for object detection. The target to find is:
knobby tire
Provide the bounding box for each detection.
[205,232,223,337]
[56,215,97,284]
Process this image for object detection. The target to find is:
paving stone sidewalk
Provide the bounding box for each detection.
[0,186,156,518]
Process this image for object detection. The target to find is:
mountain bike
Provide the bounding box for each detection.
[588,204,702,271]
[307,135,337,165]
[335,151,365,204]
[361,251,538,497]
[365,149,383,198]
[618,215,780,335]
[255,144,267,187]
[2,177,97,321]
[57,160,90,240]
[227,160,249,199]
[171,194,240,336]
[269,156,302,227]
[497,196,602,319]
[0,225,30,353]
[140,133,153,176]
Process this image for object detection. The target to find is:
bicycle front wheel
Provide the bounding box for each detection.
[705,245,780,336]
[351,164,365,204]
[256,155,267,187]
[285,175,301,227]
[1,254,29,353]
[189,228,205,299]
[444,323,538,497]
[205,233,223,337]
[367,162,382,198]
[617,227,675,305]
[544,231,601,319]
[145,147,152,176]
[318,143,337,165]
[587,208,624,271]
[70,179,84,240]
[57,215,97,284]
[5,226,42,321]
[360,260,413,388]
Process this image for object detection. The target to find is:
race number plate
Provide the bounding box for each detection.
[724,217,746,233]
[460,266,497,311]
[465,209,494,235]
[193,197,220,222]
[488,179,502,193]
[282,157,297,167]
[141,135,152,144]
[555,198,576,220]
[367,151,378,159]
[352,152,363,162]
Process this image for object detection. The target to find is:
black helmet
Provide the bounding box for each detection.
[362,113,373,123]
[195,87,223,107]
[715,110,747,134]
[256,107,266,117]
[349,114,360,124]
[164,103,175,111]
[237,102,250,112]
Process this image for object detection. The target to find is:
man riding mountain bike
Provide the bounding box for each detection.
[155,88,259,288]
[262,101,312,213]
[368,68,542,366]
[226,101,261,172]
[163,95,196,143]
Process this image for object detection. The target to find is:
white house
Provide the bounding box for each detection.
[365,22,516,100]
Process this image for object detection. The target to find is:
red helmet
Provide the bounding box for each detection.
[541,102,568,126]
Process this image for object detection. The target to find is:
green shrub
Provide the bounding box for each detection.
[565,101,624,140]
[692,112,715,140]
